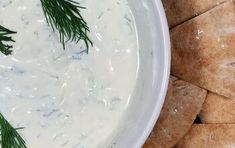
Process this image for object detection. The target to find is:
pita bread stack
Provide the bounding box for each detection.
[175,124,235,148]
[171,1,235,100]
[145,0,235,147]
[143,76,207,147]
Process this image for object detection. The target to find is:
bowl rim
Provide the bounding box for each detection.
[135,0,171,147]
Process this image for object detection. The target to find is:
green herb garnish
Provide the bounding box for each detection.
[0,25,16,55]
[40,0,93,52]
[0,113,26,148]
[0,1,92,147]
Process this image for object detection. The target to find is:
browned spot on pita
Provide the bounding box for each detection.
[143,76,207,148]
[171,1,235,99]
[175,124,235,148]
[227,61,235,67]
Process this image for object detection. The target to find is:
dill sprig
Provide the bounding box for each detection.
[0,25,17,55]
[0,113,26,148]
[40,0,93,52]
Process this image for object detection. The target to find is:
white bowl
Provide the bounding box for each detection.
[107,0,171,147]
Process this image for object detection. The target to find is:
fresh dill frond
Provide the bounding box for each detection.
[40,0,93,52]
[0,25,17,55]
[0,113,26,148]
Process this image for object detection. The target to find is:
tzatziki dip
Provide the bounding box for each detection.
[0,0,138,147]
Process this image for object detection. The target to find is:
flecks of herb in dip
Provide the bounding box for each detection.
[0,0,138,147]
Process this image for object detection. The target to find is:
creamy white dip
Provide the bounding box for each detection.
[0,0,138,147]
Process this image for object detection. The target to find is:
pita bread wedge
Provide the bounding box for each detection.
[171,1,235,99]
[199,92,235,123]
[144,139,163,148]
[143,76,207,148]
[163,0,228,27]
[175,124,235,148]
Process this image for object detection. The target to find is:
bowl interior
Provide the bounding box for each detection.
[103,0,170,147]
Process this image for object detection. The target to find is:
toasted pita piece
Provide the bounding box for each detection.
[163,0,228,27]
[171,1,235,100]
[199,92,235,123]
[175,124,235,148]
[144,139,163,148]
[143,76,207,148]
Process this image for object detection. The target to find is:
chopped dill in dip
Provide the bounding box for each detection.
[0,0,138,147]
